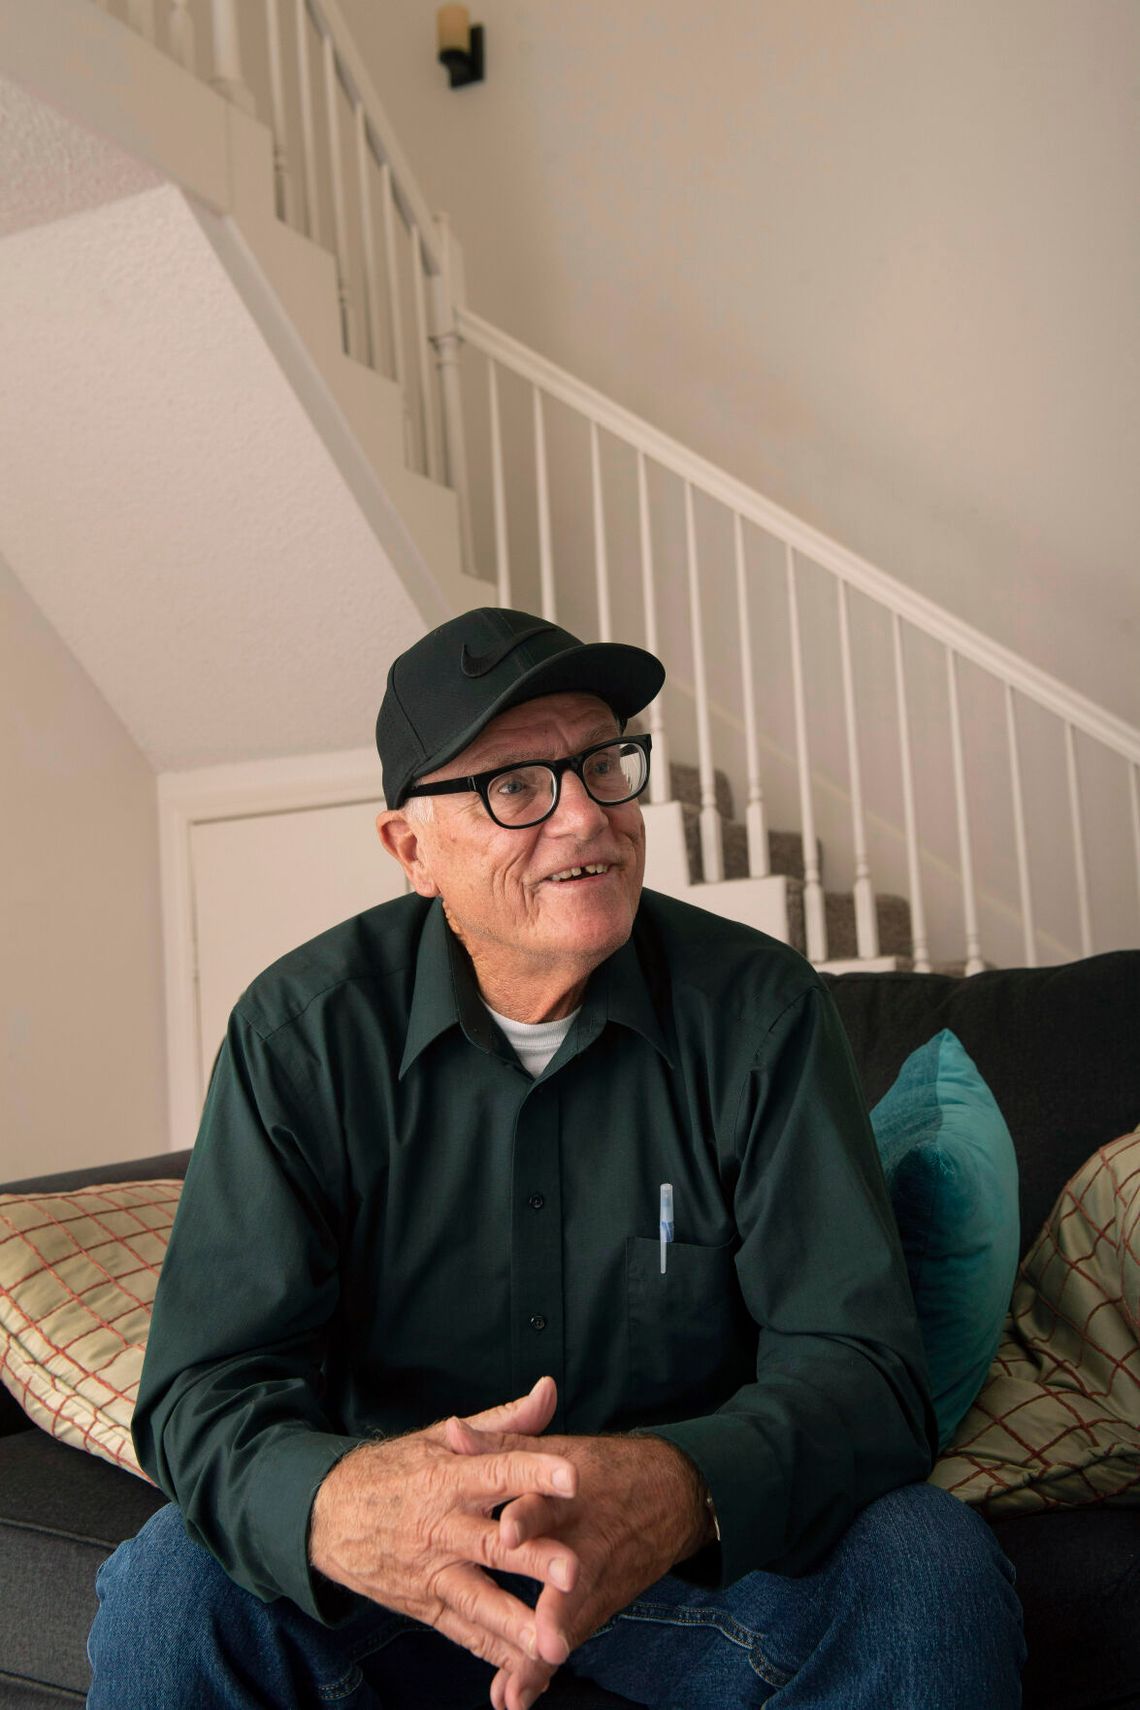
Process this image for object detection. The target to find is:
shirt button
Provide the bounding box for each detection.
[527,1192,545,1210]
[529,1313,547,1332]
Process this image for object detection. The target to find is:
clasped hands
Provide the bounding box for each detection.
[308,1374,712,1710]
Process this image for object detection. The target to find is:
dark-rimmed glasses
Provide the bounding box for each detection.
[404,733,652,829]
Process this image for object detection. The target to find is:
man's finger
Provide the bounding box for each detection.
[431,1560,542,1662]
[453,1447,577,1504]
[498,1492,564,1550]
[461,1375,558,1440]
[444,1511,578,1592]
[492,1660,555,1710]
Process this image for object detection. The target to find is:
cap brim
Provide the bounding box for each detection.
[415,641,665,785]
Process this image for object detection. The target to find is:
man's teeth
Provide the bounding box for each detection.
[549,863,610,882]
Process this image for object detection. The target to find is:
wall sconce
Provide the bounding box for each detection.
[437,5,485,89]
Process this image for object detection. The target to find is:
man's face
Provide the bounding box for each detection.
[384,692,646,1001]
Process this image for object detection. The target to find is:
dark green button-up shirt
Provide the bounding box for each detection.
[134,890,935,1620]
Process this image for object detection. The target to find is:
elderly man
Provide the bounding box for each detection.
[88,608,1024,1709]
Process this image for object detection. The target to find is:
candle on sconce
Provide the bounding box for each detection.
[437,5,470,57]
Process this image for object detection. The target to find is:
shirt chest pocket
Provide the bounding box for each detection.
[625,1235,755,1420]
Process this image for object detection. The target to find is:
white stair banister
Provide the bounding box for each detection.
[487,359,511,605]
[733,512,768,877]
[428,214,476,577]
[1004,683,1037,966]
[294,0,321,243]
[321,32,354,357]
[589,421,612,642]
[685,483,724,883]
[837,577,878,960]
[946,649,984,975]
[380,162,411,459]
[1064,723,1093,956]
[411,227,442,481]
[787,544,826,962]
[636,451,669,802]
[354,102,383,372]
[891,615,930,972]
[209,0,255,113]
[168,0,195,71]
[532,387,556,621]
[264,0,294,225]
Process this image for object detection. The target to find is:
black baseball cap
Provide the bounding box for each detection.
[377,607,665,808]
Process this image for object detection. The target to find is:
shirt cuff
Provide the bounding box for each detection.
[247,1427,366,1622]
[640,1412,782,1590]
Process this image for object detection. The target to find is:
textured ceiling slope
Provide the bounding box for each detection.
[0,71,161,238]
[0,182,427,771]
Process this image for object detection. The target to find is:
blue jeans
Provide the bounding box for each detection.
[87,1484,1024,1709]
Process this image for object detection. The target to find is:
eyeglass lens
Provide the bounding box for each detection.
[486,742,647,827]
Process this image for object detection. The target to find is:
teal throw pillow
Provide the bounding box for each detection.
[869,1029,1019,1451]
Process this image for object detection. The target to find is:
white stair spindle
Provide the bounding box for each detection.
[294,0,321,242]
[891,615,930,971]
[168,0,196,72]
[637,452,669,802]
[532,387,556,622]
[733,512,768,876]
[263,0,295,225]
[1004,683,1037,966]
[127,0,156,43]
[209,0,255,112]
[433,331,475,575]
[487,360,511,605]
[428,213,475,577]
[685,483,724,883]
[837,577,878,959]
[354,103,383,372]
[787,544,826,962]
[589,421,613,642]
[1064,723,1093,956]
[321,33,355,358]
[1131,763,1140,932]
[380,163,412,460]
[411,228,443,481]
[946,649,984,974]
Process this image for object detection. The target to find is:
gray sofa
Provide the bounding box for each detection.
[2,951,1138,1709]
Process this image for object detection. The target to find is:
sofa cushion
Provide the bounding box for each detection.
[870,1030,1018,1448]
[932,1128,1140,1513]
[0,1428,166,1697]
[0,1182,181,1476]
[988,1506,1140,1710]
[824,951,1140,1258]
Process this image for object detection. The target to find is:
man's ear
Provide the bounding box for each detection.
[376,809,440,898]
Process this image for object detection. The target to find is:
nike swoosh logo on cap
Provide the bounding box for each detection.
[460,623,558,677]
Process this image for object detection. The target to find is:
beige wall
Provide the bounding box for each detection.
[333,0,1139,728]
[0,552,168,1180]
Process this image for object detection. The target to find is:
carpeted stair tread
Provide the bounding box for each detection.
[668,761,735,821]
[824,890,912,960]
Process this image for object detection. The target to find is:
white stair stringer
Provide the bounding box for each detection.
[0,0,484,630]
[642,804,791,940]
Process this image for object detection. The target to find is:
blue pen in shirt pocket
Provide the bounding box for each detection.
[659,1182,674,1274]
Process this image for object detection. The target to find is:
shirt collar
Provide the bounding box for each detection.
[399,898,674,1078]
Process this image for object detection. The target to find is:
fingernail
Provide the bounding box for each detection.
[551,1556,572,1590]
[553,1467,574,1492]
[521,1624,538,1660]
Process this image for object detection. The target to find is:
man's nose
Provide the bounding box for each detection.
[552,769,610,832]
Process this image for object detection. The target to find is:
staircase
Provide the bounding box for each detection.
[2,0,1138,980]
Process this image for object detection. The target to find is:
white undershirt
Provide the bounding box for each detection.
[484,1003,580,1076]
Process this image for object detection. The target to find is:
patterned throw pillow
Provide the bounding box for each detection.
[0,1181,182,1478]
[931,1129,1140,1512]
